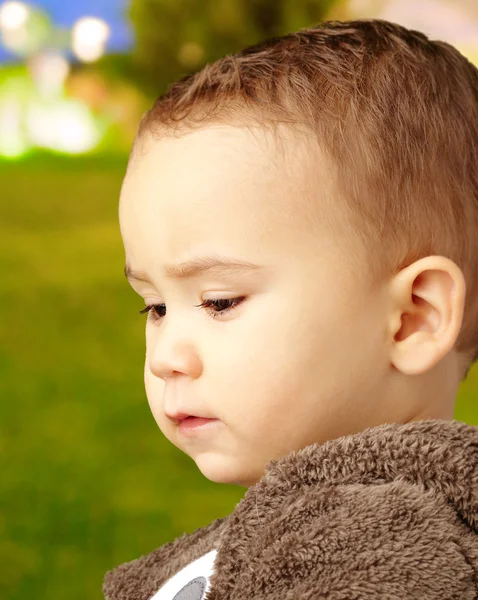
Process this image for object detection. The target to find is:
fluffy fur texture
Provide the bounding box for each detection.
[103,418,478,599]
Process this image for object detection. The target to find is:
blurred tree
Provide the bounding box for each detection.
[128,0,345,97]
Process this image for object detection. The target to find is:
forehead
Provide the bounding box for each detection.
[122,125,285,201]
[119,124,334,266]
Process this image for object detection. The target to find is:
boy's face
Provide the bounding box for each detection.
[120,124,391,487]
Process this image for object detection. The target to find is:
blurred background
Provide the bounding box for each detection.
[1,0,478,598]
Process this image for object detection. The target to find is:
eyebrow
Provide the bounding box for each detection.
[124,255,263,283]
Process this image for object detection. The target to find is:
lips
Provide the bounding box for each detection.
[166,411,207,423]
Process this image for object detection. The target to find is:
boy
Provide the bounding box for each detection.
[103,18,478,599]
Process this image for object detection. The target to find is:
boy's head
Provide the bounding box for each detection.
[120,19,478,487]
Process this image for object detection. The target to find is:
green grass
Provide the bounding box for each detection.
[1,154,477,599]
[0,154,244,600]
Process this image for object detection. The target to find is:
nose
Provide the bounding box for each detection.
[146,319,203,380]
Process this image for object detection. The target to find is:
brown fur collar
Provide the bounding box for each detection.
[103,418,478,599]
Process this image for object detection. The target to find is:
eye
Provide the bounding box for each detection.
[138,297,246,323]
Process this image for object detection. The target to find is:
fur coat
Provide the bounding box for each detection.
[103,418,478,599]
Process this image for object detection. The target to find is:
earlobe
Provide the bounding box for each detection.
[388,256,466,376]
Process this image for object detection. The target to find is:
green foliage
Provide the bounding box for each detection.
[128,0,340,96]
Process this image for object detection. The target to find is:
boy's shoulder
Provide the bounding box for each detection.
[103,513,225,600]
[103,419,478,600]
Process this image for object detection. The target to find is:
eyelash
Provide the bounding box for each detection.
[138,297,246,323]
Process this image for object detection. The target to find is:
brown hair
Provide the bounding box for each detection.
[135,18,478,380]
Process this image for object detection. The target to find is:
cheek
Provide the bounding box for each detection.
[211,333,310,427]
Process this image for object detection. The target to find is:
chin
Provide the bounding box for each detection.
[194,453,257,487]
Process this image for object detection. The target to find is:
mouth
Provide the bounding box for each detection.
[167,411,214,424]
[180,415,216,423]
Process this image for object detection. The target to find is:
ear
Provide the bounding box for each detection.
[387,256,466,375]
